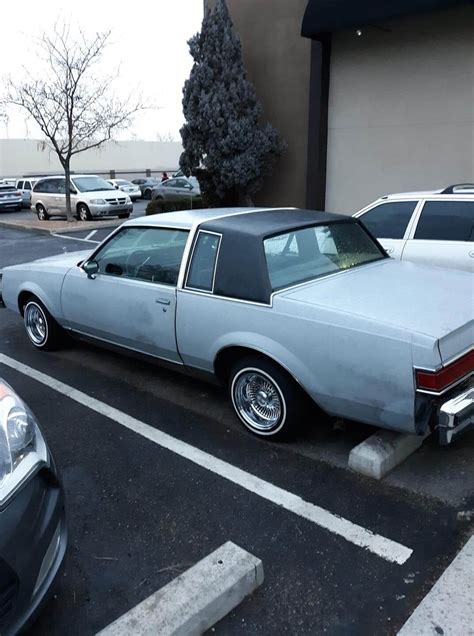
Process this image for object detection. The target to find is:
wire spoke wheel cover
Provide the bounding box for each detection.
[24,302,48,346]
[232,367,286,433]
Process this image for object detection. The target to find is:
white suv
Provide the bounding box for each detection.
[355,184,474,272]
[32,175,133,221]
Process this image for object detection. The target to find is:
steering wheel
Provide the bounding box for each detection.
[125,250,150,277]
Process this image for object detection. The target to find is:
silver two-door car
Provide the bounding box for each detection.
[1,208,472,444]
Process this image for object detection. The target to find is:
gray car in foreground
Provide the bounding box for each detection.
[0,207,472,445]
[0,379,67,635]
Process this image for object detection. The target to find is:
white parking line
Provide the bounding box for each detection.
[85,230,98,240]
[50,232,100,244]
[397,536,474,635]
[0,353,412,565]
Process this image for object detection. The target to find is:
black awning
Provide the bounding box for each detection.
[301,0,472,38]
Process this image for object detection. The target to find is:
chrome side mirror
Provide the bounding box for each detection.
[83,260,99,279]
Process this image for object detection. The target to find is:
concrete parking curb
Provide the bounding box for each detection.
[348,430,429,480]
[97,541,264,636]
[397,535,474,635]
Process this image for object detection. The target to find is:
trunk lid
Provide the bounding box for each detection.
[281,259,473,361]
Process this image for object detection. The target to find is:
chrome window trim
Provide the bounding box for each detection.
[184,230,222,294]
[178,287,272,308]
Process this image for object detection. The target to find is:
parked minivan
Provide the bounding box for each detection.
[31,175,133,221]
[16,178,38,208]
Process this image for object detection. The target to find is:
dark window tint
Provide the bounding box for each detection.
[93,227,189,286]
[415,201,474,242]
[360,201,417,239]
[166,179,179,187]
[17,180,24,189]
[186,232,220,291]
[24,181,32,190]
[34,178,60,193]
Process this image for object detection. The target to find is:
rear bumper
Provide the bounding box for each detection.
[438,387,474,445]
[0,198,22,210]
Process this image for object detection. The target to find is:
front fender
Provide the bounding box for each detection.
[2,268,66,321]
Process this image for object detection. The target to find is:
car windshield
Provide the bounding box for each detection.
[264,222,385,291]
[73,176,116,192]
[116,180,131,185]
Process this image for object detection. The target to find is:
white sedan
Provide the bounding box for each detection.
[107,179,141,201]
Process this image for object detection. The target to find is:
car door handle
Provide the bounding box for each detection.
[385,247,394,254]
[155,297,171,306]
[469,250,474,258]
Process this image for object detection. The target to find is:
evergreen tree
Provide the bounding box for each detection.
[180,0,284,206]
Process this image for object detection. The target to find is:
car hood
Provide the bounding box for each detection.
[3,250,93,273]
[81,189,123,198]
[280,258,473,340]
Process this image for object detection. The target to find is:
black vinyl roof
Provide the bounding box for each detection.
[301,0,471,38]
[199,209,356,304]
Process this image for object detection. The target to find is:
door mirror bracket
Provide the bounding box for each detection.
[83,260,99,279]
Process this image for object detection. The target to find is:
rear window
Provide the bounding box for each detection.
[415,201,474,241]
[360,201,417,239]
[264,222,385,291]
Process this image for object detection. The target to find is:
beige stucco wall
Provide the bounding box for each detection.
[326,6,474,214]
[206,0,311,207]
[0,139,182,178]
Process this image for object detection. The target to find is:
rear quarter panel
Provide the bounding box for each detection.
[176,289,427,433]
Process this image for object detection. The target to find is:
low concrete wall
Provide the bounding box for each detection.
[0,139,182,179]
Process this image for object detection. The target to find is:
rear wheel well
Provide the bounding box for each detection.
[214,346,301,391]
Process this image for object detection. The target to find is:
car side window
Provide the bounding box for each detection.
[186,231,221,292]
[92,227,189,286]
[24,181,32,190]
[414,201,474,242]
[33,180,46,192]
[39,179,60,194]
[360,201,417,239]
[17,180,24,189]
[165,179,178,188]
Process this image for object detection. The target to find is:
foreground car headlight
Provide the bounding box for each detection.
[0,381,48,506]
[90,198,106,205]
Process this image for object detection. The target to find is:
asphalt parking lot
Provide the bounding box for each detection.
[0,225,473,635]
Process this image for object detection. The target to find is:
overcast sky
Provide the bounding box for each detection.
[0,0,204,141]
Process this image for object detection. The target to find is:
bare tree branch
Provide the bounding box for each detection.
[1,22,146,221]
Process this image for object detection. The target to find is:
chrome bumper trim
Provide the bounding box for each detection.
[438,387,474,445]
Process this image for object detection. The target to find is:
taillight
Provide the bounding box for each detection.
[15,191,21,196]
[416,350,474,393]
